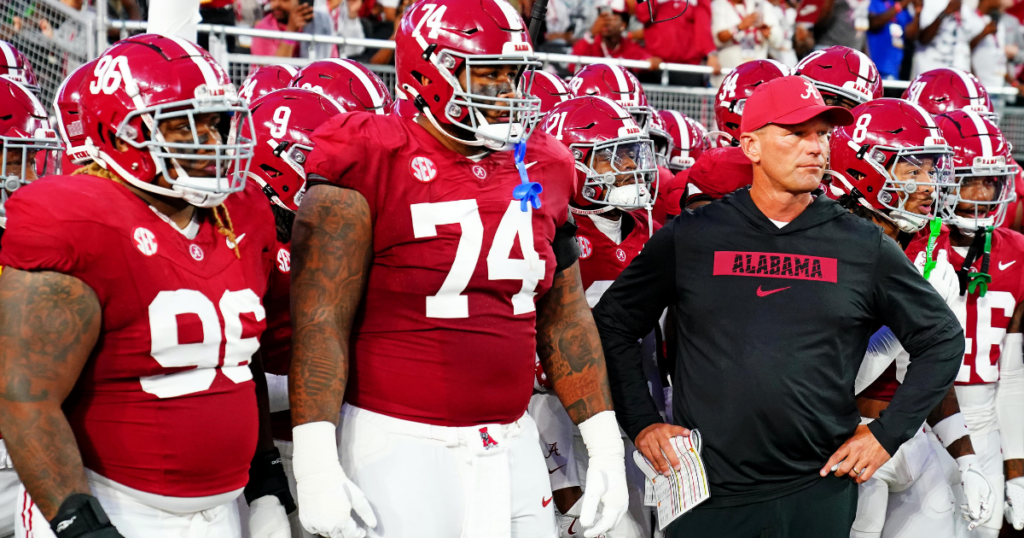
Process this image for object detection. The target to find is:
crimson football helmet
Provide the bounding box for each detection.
[569,63,652,130]
[243,88,345,212]
[648,111,673,168]
[542,96,657,215]
[289,59,393,114]
[519,69,571,122]
[238,64,298,104]
[713,59,790,146]
[903,68,997,124]
[828,98,955,233]
[794,46,882,109]
[395,0,541,151]
[935,110,1018,230]
[53,60,95,166]
[0,41,39,94]
[0,76,63,225]
[78,34,254,208]
[657,109,708,172]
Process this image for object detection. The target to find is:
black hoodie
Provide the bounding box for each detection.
[593,188,963,507]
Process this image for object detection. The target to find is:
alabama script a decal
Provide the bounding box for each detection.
[713,251,838,283]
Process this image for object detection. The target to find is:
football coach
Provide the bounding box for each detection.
[593,76,964,537]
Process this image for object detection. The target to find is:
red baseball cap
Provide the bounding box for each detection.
[739,75,855,134]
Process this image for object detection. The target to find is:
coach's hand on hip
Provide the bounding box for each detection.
[636,423,692,476]
[821,424,891,483]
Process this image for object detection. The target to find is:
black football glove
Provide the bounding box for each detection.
[50,493,125,538]
[244,447,297,514]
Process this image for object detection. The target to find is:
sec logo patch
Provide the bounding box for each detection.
[578,236,593,259]
[133,227,158,256]
[410,156,438,183]
[277,248,291,273]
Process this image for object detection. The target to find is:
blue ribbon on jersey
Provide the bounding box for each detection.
[512,141,543,212]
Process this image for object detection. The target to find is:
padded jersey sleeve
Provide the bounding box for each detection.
[304,112,395,223]
[0,184,81,274]
[868,233,964,456]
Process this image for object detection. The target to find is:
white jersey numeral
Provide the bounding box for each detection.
[144,289,264,398]
[953,290,1016,383]
[410,199,546,319]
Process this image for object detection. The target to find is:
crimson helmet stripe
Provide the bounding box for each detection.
[536,70,569,93]
[854,50,870,81]
[322,58,385,111]
[0,41,15,68]
[963,109,994,157]
[493,0,525,33]
[607,65,636,105]
[282,64,299,77]
[906,101,938,129]
[166,35,224,90]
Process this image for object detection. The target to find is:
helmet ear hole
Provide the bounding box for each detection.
[412,71,432,86]
[259,163,284,178]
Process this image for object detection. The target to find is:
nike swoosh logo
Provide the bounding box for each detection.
[567,518,578,535]
[542,496,553,507]
[548,464,566,475]
[525,161,538,169]
[756,285,791,297]
[1000,260,1016,271]
[226,233,246,249]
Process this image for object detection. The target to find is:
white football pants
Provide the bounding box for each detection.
[338,404,556,538]
[16,479,241,538]
[0,467,18,538]
[850,426,956,538]
[238,440,313,538]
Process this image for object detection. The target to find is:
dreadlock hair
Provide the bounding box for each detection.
[74,162,241,258]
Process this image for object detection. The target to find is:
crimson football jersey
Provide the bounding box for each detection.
[577,213,658,308]
[651,166,673,225]
[305,112,576,427]
[0,175,275,498]
[904,227,1024,385]
[262,239,292,376]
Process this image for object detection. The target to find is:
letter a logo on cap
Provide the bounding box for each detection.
[801,80,820,101]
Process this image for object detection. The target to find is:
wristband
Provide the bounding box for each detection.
[932,412,970,448]
[50,494,122,538]
[578,411,625,461]
[292,421,343,483]
[244,447,297,514]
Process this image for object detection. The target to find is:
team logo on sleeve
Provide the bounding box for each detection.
[410,156,438,183]
[277,248,291,273]
[577,237,593,259]
[132,227,158,256]
[479,427,499,450]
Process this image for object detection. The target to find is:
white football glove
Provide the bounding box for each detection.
[293,422,377,538]
[914,249,960,306]
[249,496,292,538]
[956,455,995,530]
[1005,476,1024,530]
[578,412,628,538]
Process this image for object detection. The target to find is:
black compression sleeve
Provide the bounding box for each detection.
[593,220,678,441]
[553,213,580,273]
[869,235,965,455]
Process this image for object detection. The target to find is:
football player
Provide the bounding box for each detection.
[289,1,629,538]
[236,87,347,538]
[647,111,674,225]
[901,68,1024,234]
[0,74,64,538]
[0,35,285,538]
[532,95,661,538]
[794,45,883,110]
[569,63,653,131]
[52,61,95,174]
[0,41,39,95]
[828,98,995,537]
[238,64,299,104]
[910,110,1024,538]
[288,59,393,115]
[681,59,788,211]
[655,110,708,220]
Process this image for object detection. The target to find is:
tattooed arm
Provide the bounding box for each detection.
[289,185,373,427]
[0,269,100,520]
[536,262,614,425]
